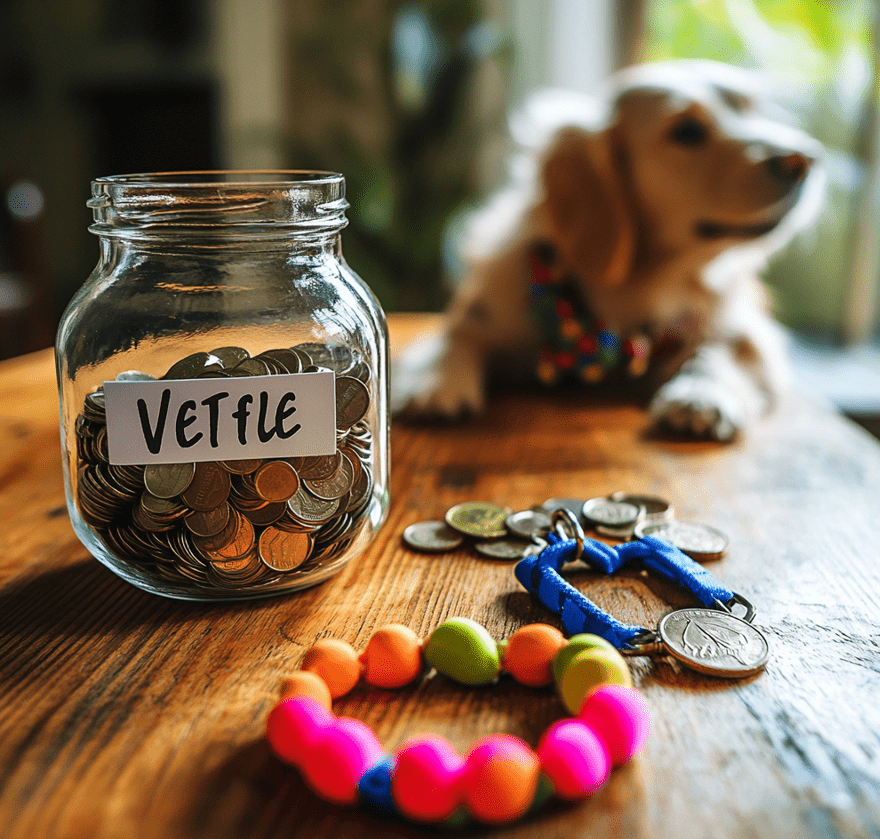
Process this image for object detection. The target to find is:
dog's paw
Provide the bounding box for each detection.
[649,376,747,442]
[391,334,487,421]
[395,375,486,421]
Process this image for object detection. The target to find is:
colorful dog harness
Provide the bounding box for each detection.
[528,241,653,385]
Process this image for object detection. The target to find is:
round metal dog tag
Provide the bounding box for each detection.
[657,608,769,678]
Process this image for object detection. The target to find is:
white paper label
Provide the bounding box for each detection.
[103,372,336,465]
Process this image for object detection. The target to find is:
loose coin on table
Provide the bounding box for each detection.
[473,536,545,561]
[609,491,674,519]
[595,492,673,540]
[505,508,552,541]
[581,496,643,528]
[445,501,510,539]
[657,608,769,677]
[541,498,587,520]
[402,521,465,553]
[633,519,729,561]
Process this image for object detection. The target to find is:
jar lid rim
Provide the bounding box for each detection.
[92,170,344,188]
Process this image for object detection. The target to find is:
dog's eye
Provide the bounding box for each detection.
[669,117,708,147]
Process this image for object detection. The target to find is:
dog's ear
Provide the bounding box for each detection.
[539,126,635,286]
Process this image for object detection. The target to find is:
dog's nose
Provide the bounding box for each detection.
[765,152,812,186]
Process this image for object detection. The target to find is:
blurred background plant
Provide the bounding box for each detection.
[280,0,511,311]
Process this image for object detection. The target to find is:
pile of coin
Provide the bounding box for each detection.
[74,343,375,591]
[402,492,729,563]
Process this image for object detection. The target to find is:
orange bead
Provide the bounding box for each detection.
[463,734,540,823]
[502,624,567,687]
[279,670,333,710]
[301,638,362,699]
[359,624,424,689]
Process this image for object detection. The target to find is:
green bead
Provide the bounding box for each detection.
[424,617,501,686]
[551,633,618,684]
[441,806,472,829]
[557,647,632,715]
[526,772,555,814]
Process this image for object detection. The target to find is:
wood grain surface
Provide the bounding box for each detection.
[1,314,879,839]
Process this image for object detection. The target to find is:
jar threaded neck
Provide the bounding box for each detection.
[88,171,348,240]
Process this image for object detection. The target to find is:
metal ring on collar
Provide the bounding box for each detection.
[551,508,585,557]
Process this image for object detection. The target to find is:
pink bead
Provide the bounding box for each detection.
[537,719,610,800]
[391,735,466,821]
[463,734,540,824]
[266,696,335,768]
[578,684,651,767]
[301,717,385,805]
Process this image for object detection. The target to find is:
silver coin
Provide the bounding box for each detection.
[163,352,219,380]
[345,466,372,514]
[144,462,196,499]
[541,498,586,520]
[595,523,639,541]
[402,521,464,553]
[658,609,769,678]
[609,491,673,518]
[505,508,552,540]
[115,370,157,382]
[473,537,542,561]
[303,454,354,500]
[294,342,336,368]
[140,492,185,517]
[634,519,729,561]
[287,486,341,524]
[582,497,642,527]
[257,348,302,374]
[231,357,271,377]
[208,346,251,368]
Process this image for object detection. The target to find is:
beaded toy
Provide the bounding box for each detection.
[266,618,650,826]
[528,241,653,385]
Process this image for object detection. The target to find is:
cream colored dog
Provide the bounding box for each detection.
[393,60,826,440]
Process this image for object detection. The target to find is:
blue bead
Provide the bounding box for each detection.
[598,330,619,350]
[358,756,399,818]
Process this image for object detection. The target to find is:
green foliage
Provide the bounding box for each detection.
[646,0,870,80]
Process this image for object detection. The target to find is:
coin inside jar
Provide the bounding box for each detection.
[144,462,196,499]
[253,460,300,502]
[335,376,370,430]
[74,342,377,593]
[184,503,232,537]
[180,462,231,511]
[258,527,311,571]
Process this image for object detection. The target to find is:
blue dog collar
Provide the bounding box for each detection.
[515,511,769,678]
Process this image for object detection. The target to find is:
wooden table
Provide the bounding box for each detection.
[1,314,879,839]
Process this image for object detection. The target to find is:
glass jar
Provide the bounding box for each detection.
[56,171,389,600]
